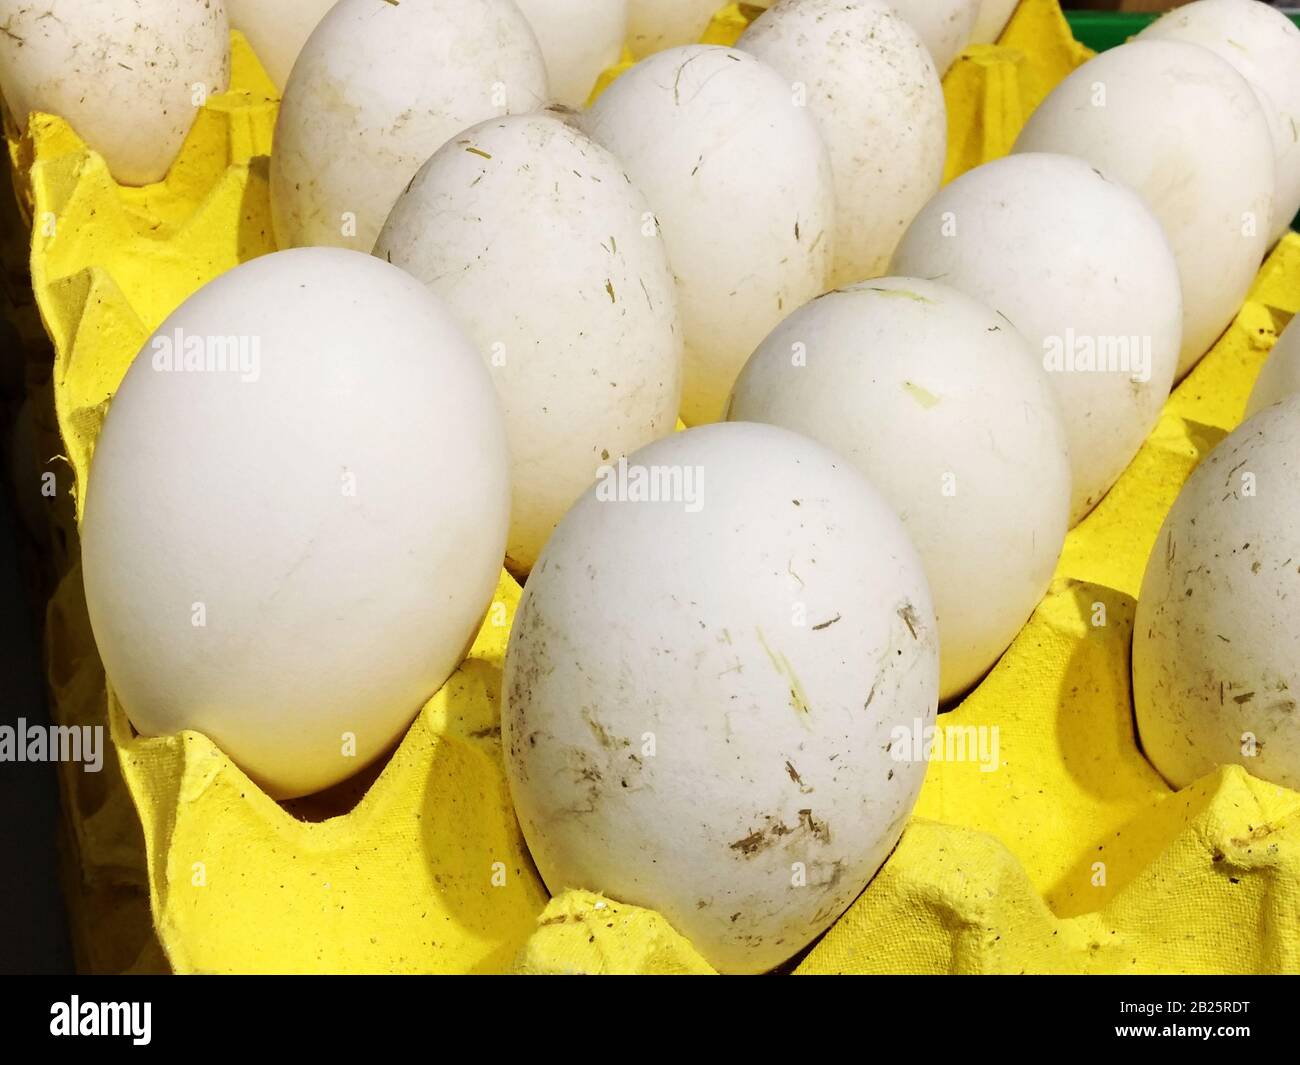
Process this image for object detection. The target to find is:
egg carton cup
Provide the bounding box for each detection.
[14,3,1300,974]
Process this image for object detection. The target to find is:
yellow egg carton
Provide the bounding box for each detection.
[15,1,1300,974]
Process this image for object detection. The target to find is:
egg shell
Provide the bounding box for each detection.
[503,421,939,974]
[626,0,720,58]
[739,0,946,287]
[374,113,682,574]
[224,0,336,92]
[1133,396,1300,792]
[581,45,834,425]
[1138,0,1300,244]
[728,277,1070,702]
[891,153,1182,525]
[971,0,1018,44]
[1014,40,1275,380]
[80,248,511,799]
[887,0,979,72]
[515,0,627,107]
[0,0,230,186]
[270,0,548,252]
[1247,317,1300,418]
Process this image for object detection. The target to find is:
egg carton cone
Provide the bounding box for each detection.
[11,3,1300,974]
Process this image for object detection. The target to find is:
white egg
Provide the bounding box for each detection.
[971,0,1018,44]
[1014,40,1275,380]
[1133,396,1300,792]
[739,0,945,287]
[581,45,834,425]
[891,153,1182,525]
[0,0,230,186]
[270,0,548,252]
[503,422,938,974]
[887,0,979,72]
[1247,317,1300,418]
[81,248,511,800]
[626,0,720,57]
[224,0,337,92]
[1138,0,1300,243]
[514,0,627,107]
[375,113,682,575]
[729,277,1070,702]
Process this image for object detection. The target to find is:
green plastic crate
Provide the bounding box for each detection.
[1064,11,1157,52]
[1065,9,1300,52]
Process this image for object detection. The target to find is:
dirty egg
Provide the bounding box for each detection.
[971,0,1018,44]
[502,422,939,974]
[270,0,548,251]
[738,0,946,287]
[887,0,980,73]
[1014,40,1276,379]
[626,0,722,58]
[1133,395,1300,792]
[1138,0,1300,244]
[514,0,627,108]
[729,277,1070,703]
[224,0,336,93]
[0,0,230,185]
[81,249,511,800]
[375,112,682,575]
[891,153,1182,525]
[580,45,834,425]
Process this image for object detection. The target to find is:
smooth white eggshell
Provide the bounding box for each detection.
[225,0,337,92]
[1247,317,1300,418]
[729,277,1070,701]
[887,0,979,72]
[504,422,939,975]
[81,248,511,799]
[1138,0,1300,243]
[375,113,682,574]
[739,0,945,287]
[270,0,548,252]
[1133,396,1300,791]
[581,45,834,425]
[891,153,1182,524]
[515,0,627,107]
[627,0,720,57]
[0,0,230,185]
[971,0,1018,44]
[1014,40,1275,380]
